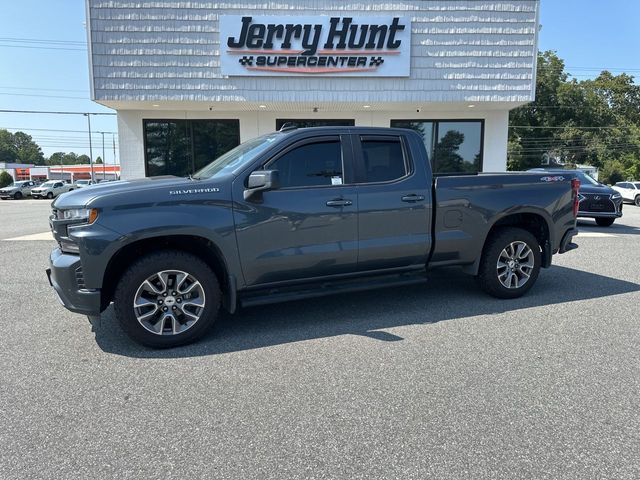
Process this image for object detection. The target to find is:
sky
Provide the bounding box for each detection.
[0,0,639,162]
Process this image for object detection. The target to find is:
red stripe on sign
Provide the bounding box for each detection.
[227,49,304,55]
[317,50,401,55]
[245,66,378,74]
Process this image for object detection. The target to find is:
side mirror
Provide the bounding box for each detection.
[244,170,280,200]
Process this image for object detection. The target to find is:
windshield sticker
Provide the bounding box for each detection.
[331,176,343,186]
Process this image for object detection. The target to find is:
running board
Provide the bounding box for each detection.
[239,271,428,308]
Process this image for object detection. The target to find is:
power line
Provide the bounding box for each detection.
[0,44,86,52]
[0,92,88,100]
[0,109,115,115]
[0,127,117,134]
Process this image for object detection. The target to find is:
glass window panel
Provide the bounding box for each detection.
[390,120,435,164]
[270,141,343,188]
[435,122,482,174]
[361,139,406,183]
[276,119,355,130]
[144,120,240,177]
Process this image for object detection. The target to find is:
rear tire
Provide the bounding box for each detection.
[477,227,541,299]
[595,217,615,227]
[113,250,221,348]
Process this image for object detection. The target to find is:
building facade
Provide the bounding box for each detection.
[85,0,540,179]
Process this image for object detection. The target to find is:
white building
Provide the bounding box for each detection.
[85,0,540,179]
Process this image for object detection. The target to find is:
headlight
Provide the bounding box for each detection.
[59,208,99,224]
[611,193,622,199]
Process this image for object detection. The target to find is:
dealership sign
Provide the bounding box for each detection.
[220,16,411,77]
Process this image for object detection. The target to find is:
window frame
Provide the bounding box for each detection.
[390,119,485,175]
[142,118,241,177]
[352,134,413,185]
[262,135,354,190]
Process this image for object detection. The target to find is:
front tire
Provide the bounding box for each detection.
[113,250,221,348]
[46,192,54,199]
[635,195,640,207]
[13,192,22,200]
[595,217,615,227]
[477,227,541,299]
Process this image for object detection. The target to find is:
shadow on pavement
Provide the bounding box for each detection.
[94,265,640,359]
[578,218,640,235]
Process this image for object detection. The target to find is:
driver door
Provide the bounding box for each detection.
[232,135,359,286]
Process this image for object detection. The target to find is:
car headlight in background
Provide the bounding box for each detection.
[57,208,99,224]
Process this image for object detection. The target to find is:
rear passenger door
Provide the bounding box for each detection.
[353,134,432,271]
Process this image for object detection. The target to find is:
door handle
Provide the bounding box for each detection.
[401,194,425,203]
[326,199,353,207]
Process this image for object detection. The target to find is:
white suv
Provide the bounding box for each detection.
[612,182,640,207]
[30,180,74,199]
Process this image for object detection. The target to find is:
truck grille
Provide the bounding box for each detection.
[579,193,615,213]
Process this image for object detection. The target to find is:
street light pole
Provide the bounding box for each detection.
[84,113,95,182]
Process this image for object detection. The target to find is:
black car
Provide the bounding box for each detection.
[529,169,623,226]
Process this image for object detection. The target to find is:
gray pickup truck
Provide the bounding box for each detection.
[47,127,580,348]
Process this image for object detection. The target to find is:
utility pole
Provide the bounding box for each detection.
[100,131,106,181]
[84,113,95,182]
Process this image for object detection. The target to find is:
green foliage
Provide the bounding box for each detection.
[0,170,12,188]
[509,51,640,184]
[95,156,103,164]
[0,129,45,165]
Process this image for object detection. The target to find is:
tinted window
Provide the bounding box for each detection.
[144,120,240,177]
[270,140,343,188]
[435,122,482,174]
[361,138,407,182]
[634,183,640,189]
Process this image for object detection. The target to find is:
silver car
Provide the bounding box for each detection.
[30,180,74,199]
[0,180,37,200]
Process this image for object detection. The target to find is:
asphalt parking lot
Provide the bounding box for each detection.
[1,199,639,479]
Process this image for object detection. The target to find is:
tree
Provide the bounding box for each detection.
[77,154,90,164]
[0,170,12,188]
[509,51,640,184]
[0,130,18,163]
[13,132,45,165]
[95,156,103,164]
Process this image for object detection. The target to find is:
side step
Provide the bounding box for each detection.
[239,271,428,308]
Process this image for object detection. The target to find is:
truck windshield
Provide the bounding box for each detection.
[192,134,280,180]
[576,172,599,186]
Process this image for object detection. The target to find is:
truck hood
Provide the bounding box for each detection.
[52,175,229,209]
[0,186,19,193]
[578,183,617,195]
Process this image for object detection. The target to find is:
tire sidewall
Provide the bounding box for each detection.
[46,192,54,199]
[478,227,541,299]
[114,251,221,348]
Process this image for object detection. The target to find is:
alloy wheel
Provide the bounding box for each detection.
[496,241,535,289]
[133,270,206,335]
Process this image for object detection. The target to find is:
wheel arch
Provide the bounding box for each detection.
[463,210,553,276]
[101,234,234,312]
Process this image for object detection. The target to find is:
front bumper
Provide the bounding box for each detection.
[47,248,102,316]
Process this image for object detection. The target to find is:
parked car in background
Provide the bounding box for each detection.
[74,180,94,188]
[529,169,623,226]
[0,180,38,200]
[31,180,74,199]
[612,181,640,207]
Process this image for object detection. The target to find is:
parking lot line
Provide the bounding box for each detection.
[2,231,54,241]
[576,231,617,238]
